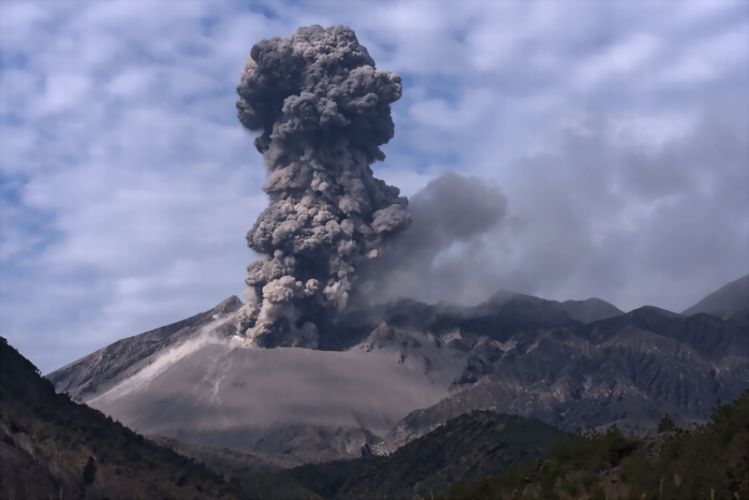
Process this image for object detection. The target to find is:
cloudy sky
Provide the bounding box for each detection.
[1,0,747,373]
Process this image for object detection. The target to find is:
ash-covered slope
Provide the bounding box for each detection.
[49,296,468,466]
[683,273,749,320]
[48,296,243,401]
[86,335,463,465]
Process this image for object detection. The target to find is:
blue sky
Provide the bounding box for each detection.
[1,0,748,373]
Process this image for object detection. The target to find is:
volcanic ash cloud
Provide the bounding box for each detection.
[234,25,410,348]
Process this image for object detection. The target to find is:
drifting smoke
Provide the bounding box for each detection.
[235,25,410,347]
[357,172,506,305]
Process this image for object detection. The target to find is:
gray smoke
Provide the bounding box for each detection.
[357,172,506,305]
[235,25,410,347]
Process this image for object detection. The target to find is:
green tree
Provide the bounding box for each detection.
[657,414,676,433]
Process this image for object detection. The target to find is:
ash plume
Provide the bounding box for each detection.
[235,25,410,347]
[357,172,506,305]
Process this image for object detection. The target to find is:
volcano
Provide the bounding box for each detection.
[48,277,749,465]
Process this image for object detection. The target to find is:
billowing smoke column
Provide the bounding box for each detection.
[235,25,410,347]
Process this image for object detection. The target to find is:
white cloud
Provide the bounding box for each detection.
[408,89,494,131]
[656,23,749,86]
[38,74,92,114]
[573,33,661,89]
[675,0,743,23]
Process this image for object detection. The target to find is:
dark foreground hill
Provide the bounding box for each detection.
[182,393,748,499]
[0,337,240,499]
[226,393,749,499]
[326,411,564,499]
[448,391,749,499]
[186,410,566,499]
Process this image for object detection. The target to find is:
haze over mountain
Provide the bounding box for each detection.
[683,272,749,321]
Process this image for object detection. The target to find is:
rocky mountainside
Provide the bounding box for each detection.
[46,278,749,465]
[0,337,240,499]
[378,303,748,450]
[683,273,749,320]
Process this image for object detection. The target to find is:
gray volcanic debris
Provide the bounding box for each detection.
[234,25,411,347]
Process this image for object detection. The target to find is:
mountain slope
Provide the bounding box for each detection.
[450,390,749,499]
[0,337,239,499]
[683,273,749,320]
[46,281,749,464]
[85,336,463,465]
[378,304,749,450]
[48,297,468,465]
[48,296,243,401]
[559,297,624,323]
[336,411,565,498]
[472,291,623,325]
[216,411,566,499]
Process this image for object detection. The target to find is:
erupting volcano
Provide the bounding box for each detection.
[233,25,411,347]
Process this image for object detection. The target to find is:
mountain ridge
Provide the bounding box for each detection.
[48,296,243,401]
[683,273,749,320]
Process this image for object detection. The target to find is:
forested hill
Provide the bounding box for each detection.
[448,390,749,499]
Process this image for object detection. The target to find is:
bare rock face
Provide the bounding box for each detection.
[376,303,749,451]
